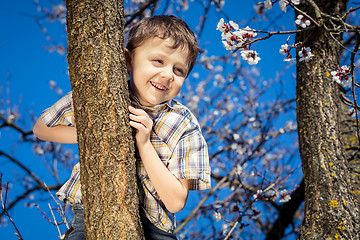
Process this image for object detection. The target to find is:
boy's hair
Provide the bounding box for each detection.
[126,15,200,75]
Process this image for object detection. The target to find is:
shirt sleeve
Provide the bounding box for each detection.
[41,91,74,127]
[168,119,211,191]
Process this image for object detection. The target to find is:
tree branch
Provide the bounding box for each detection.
[265,179,304,240]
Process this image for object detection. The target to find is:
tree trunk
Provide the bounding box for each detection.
[66,0,143,239]
[296,0,359,239]
[339,95,360,204]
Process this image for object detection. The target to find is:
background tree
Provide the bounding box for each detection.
[1,0,359,239]
[66,0,143,238]
[295,1,360,239]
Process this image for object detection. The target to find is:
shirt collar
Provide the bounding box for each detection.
[130,93,176,115]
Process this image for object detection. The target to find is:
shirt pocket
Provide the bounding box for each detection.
[150,132,172,167]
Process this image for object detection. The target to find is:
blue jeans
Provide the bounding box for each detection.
[65,206,177,240]
[66,204,85,240]
[140,209,177,240]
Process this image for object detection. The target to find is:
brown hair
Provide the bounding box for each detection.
[126,15,200,75]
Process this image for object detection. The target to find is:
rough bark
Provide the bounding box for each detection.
[66,0,143,239]
[339,95,360,204]
[296,0,359,239]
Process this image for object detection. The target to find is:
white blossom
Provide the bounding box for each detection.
[279,44,289,55]
[217,18,259,55]
[284,120,297,131]
[215,73,226,83]
[239,26,257,38]
[217,18,239,40]
[214,211,222,222]
[279,0,300,12]
[331,65,351,87]
[284,56,296,62]
[217,0,225,9]
[34,145,44,155]
[213,168,221,175]
[241,50,261,65]
[298,46,314,62]
[229,20,239,30]
[295,15,311,28]
[248,117,256,122]
[279,43,295,62]
[265,189,277,198]
[52,4,65,14]
[49,80,57,89]
[222,224,229,236]
[279,0,288,12]
[279,189,291,203]
[222,40,237,51]
[264,0,272,9]
[231,143,238,150]
[253,189,263,200]
[192,72,199,79]
[331,71,341,82]
[233,133,240,140]
[235,164,243,175]
[216,18,226,32]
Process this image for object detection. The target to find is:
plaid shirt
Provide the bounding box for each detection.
[41,91,211,233]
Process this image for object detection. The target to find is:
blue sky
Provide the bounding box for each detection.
[1,1,298,239]
[1,1,69,238]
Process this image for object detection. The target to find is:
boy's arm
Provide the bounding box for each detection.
[129,106,190,213]
[33,92,77,144]
[33,118,77,144]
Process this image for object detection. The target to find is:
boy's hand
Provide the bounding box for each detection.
[129,105,153,146]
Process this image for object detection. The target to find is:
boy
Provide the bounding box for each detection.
[33,15,211,240]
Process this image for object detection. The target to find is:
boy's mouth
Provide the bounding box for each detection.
[150,81,169,91]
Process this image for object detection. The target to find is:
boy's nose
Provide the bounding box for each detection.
[160,67,174,81]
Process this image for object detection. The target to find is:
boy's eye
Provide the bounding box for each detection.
[153,59,163,64]
[174,67,185,76]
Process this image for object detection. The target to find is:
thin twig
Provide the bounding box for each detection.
[49,203,62,237]
[0,113,33,138]
[0,173,24,240]
[329,32,360,56]
[174,169,235,234]
[292,4,321,27]
[224,221,239,240]
[345,6,360,18]
[306,0,324,25]
[44,182,70,229]
[350,32,360,147]
[124,0,157,28]
[0,150,44,187]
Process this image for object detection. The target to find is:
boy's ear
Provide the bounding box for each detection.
[124,48,133,72]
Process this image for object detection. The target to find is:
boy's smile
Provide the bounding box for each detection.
[127,37,189,107]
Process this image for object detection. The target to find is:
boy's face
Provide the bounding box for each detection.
[126,37,189,107]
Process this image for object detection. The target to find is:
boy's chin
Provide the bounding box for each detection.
[142,99,167,107]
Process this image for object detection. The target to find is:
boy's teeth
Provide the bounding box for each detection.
[151,82,167,90]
